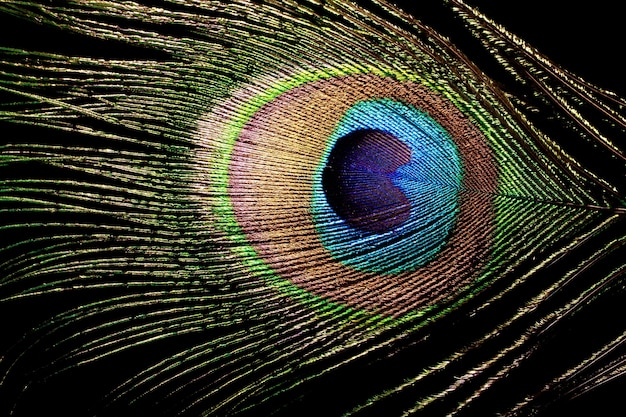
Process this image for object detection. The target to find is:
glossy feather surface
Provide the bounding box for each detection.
[0,1,624,416]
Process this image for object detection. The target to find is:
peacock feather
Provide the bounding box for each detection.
[0,1,624,416]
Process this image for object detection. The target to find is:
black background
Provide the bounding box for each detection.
[397,0,625,96]
[464,0,624,95]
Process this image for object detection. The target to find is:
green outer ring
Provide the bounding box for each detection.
[204,63,512,327]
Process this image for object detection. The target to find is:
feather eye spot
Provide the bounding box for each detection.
[223,74,497,315]
[321,128,412,233]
